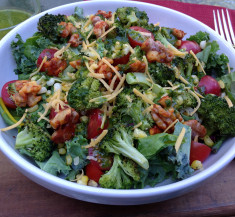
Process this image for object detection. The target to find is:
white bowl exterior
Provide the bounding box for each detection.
[0,0,235,205]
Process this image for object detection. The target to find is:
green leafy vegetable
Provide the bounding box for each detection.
[187,31,210,44]
[11,34,54,76]
[65,135,89,170]
[138,133,179,159]
[36,151,71,176]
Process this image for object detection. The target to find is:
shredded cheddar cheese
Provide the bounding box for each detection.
[1,109,28,132]
[163,119,179,133]
[175,127,186,153]
[224,95,233,108]
[188,90,201,116]
[54,43,70,59]
[133,88,154,105]
[101,57,121,79]
[98,26,116,39]
[84,130,108,148]
[133,122,142,129]
[190,50,206,75]
[98,78,114,93]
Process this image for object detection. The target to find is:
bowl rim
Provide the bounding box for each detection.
[0,0,235,198]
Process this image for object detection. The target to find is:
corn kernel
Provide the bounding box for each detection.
[133,128,147,139]
[66,154,72,166]
[59,148,66,155]
[191,160,203,170]
[77,175,89,185]
[218,80,225,89]
[88,180,98,187]
[80,115,88,123]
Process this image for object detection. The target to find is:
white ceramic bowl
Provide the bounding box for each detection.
[0,0,235,205]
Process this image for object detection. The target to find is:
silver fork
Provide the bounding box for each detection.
[213,9,235,47]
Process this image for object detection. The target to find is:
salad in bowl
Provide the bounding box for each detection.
[1,6,234,190]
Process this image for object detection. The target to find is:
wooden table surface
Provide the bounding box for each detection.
[0,151,234,217]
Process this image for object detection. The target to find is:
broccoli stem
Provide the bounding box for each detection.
[15,128,34,149]
[116,143,149,170]
[126,73,151,87]
[212,136,226,154]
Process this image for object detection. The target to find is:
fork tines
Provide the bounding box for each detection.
[213,9,235,46]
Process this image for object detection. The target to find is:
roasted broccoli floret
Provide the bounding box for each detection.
[99,155,140,189]
[67,75,102,111]
[198,94,235,136]
[116,87,154,130]
[173,90,197,109]
[149,62,176,86]
[37,13,66,43]
[116,7,149,28]
[101,126,149,169]
[172,54,196,79]
[15,119,53,162]
[160,27,178,46]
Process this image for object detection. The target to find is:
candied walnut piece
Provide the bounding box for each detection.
[15,80,28,91]
[158,95,172,108]
[141,38,174,63]
[172,28,186,40]
[69,59,82,69]
[68,33,82,47]
[59,22,77,38]
[12,81,42,107]
[27,94,42,107]
[129,60,146,72]
[51,123,76,144]
[95,10,112,19]
[149,125,162,135]
[91,15,109,38]
[12,92,27,107]
[151,97,183,132]
[96,57,115,80]
[50,108,79,129]
[44,57,67,77]
[184,120,207,139]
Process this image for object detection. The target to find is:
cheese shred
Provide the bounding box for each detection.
[98,26,116,39]
[84,130,108,148]
[133,88,154,105]
[1,109,28,132]
[101,57,121,79]
[89,47,101,60]
[163,119,178,133]
[224,95,233,108]
[133,122,142,129]
[30,56,47,78]
[54,43,71,59]
[143,105,154,114]
[175,127,186,153]
[143,55,154,84]
[190,50,206,75]
[188,90,201,116]
[98,78,113,93]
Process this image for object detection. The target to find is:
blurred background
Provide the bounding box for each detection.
[39,0,235,11]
